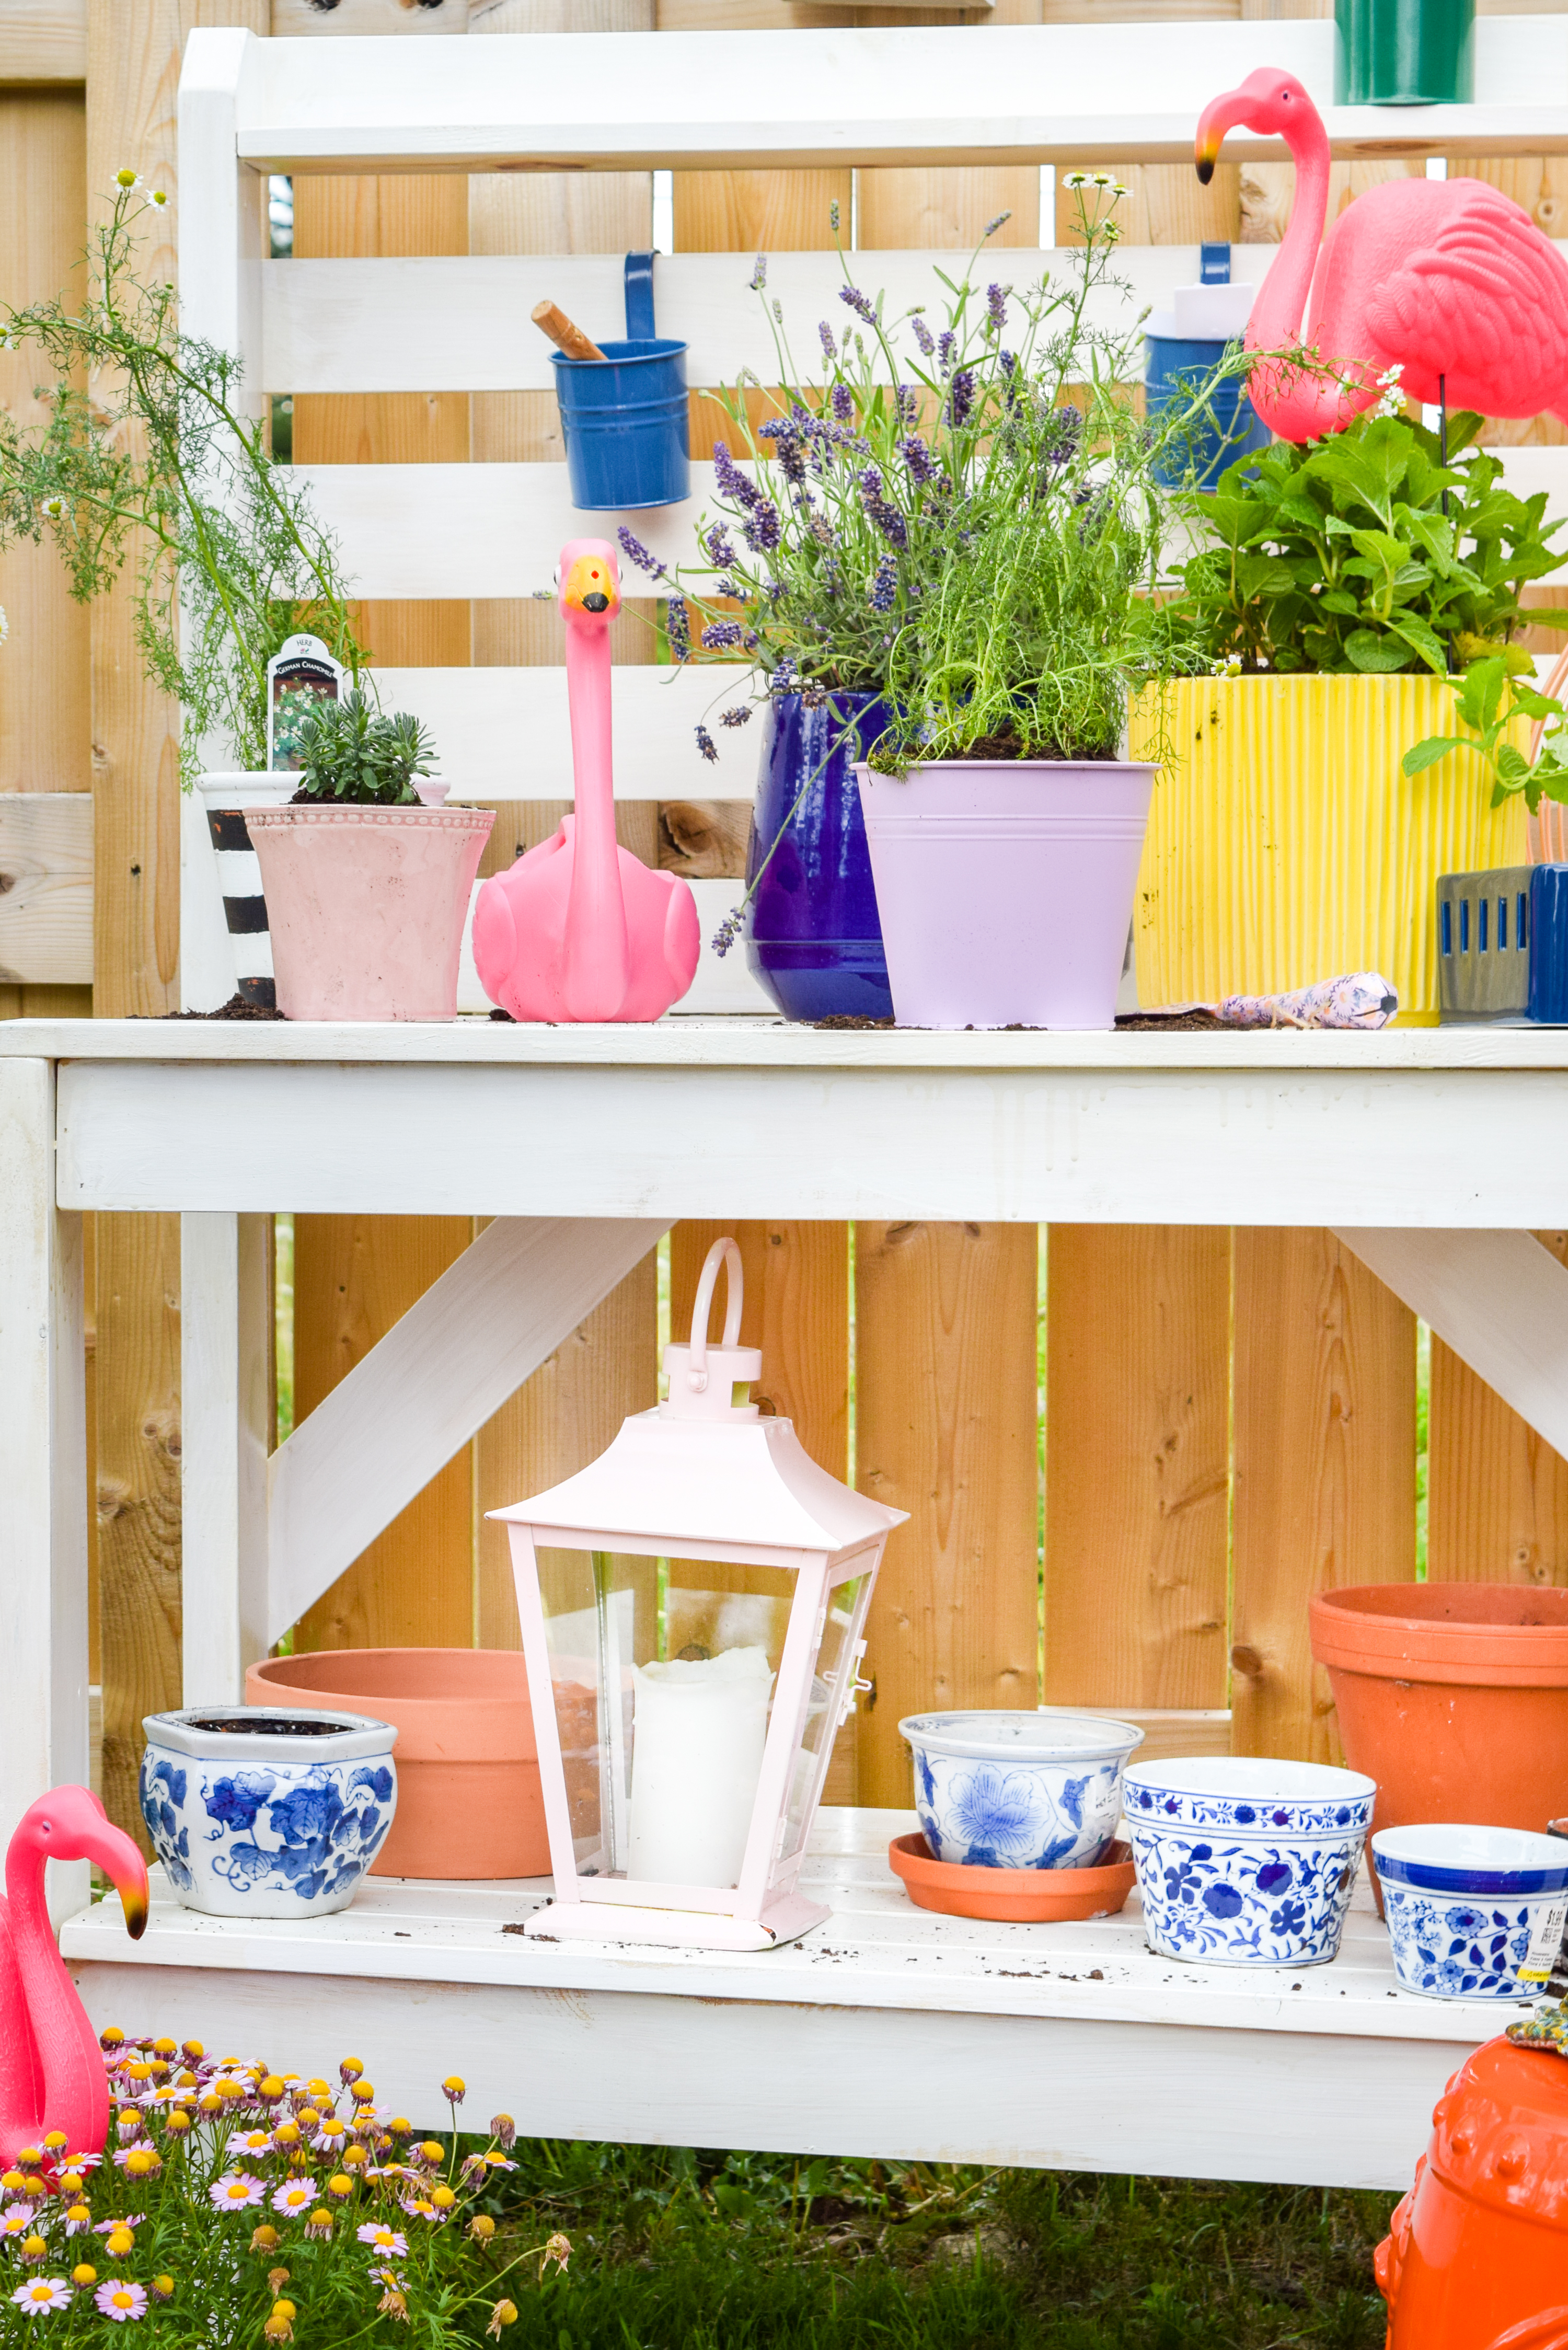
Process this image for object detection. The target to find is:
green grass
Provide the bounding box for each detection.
[483,2142,1396,2350]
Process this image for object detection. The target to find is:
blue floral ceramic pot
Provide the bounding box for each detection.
[1125,1757,1376,1968]
[744,690,892,1021]
[899,1710,1145,1871]
[140,1706,397,1918]
[1372,1824,1568,2000]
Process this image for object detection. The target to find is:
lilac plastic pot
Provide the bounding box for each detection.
[853,759,1156,1029]
[247,803,494,1021]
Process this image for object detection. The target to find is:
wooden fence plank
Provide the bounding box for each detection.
[87,0,268,1848]
[1044,1226,1230,1711]
[855,1220,1039,1806]
[1428,1230,1568,1586]
[1231,1230,1415,1765]
[671,1222,848,1475]
[293,1215,476,1651]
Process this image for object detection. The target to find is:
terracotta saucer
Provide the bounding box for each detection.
[887,1831,1136,1923]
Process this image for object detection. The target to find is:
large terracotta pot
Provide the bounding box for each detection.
[246,1650,547,1881]
[246,803,493,1021]
[1310,1585,1568,1914]
[1377,2034,1568,2347]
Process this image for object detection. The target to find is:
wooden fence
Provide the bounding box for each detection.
[3,0,1568,1850]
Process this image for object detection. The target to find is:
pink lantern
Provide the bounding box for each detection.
[491,1240,906,1951]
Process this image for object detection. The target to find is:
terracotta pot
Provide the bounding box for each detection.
[245,1650,547,1881]
[1377,2035,1568,2347]
[1310,1584,1568,1914]
[246,803,494,1020]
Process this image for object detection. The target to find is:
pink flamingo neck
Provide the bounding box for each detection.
[562,615,630,1020]
[1245,102,1348,441]
[1,1840,102,2155]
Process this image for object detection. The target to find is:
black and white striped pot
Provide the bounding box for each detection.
[196,773,297,1009]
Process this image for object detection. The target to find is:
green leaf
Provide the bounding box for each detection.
[1402,734,1466,776]
[1345,627,1411,674]
[1494,741,1530,783]
[1385,613,1448,677]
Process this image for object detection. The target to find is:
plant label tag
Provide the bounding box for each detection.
[268,633,345,771]
[1517,1896,1568,1985]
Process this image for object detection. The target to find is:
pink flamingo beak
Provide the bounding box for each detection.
[21,1787,148,1940]
[1196,87,1252,185]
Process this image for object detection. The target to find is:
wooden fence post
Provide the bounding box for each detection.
[1428,1231,1568,1585]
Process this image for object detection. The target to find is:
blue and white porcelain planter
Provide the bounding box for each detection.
[1125,1757,1376,1968]
[1372,1824,1568,2001]
[899,1710,1145,1871]
[140,1706,398,1919]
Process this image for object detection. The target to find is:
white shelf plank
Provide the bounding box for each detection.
[294,459,718,598]
[376,664,759,803]
[262,247,1290,396]
[221,20,1568,172]
[61,1811,1488,2184]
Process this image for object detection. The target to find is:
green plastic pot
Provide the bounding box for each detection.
[1336,0,1473,105]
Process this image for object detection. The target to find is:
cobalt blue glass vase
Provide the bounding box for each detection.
[744,690,892,1021]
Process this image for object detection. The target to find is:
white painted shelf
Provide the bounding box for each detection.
[61,1808,1494,2188]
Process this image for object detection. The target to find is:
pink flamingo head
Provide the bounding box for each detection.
[1196,66,1316,182]
[558,539,621,632]
[11,1788,148,1940]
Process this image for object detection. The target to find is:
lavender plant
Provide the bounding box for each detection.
[616,180,1245,774]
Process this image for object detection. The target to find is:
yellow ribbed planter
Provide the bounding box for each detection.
[1128,675,1528,1024]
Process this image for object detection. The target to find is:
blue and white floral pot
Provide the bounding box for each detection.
[140,1706,398,1919]
[1372,1823,1568,2001]
[1126,1757,1376,1968]
[900,1710,1145,1871]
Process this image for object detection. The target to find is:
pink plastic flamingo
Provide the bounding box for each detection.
[1197,68,1568,442]
[472,539,701,1021]
[0,1788,148,2165]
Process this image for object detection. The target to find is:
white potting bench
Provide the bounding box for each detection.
[7,18,1568,2187]
[8,1018,1568,2183]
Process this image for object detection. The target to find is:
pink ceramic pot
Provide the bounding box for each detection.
[247,803,494,1020]
[854,758,1156,1030]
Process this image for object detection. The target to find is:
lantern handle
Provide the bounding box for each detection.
[687,1237,744,1393]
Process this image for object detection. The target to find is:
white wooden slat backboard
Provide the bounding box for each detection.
[260,247,1292,396]
[222,19,1568,172]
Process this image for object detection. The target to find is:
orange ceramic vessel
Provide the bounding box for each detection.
[1309,1585,1568,1913]
[887,1833,1135,1923]
[1378,2036,1568,2348]
[246,1650,548,1881]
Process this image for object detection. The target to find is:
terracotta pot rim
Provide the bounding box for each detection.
[249,1651,535,1762]
[1310,1583,1568,1685]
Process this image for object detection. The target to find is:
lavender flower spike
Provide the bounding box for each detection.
[828,198,841,234]
[945,368,976,431]
[748,254,767,291]
[910,315,936,359]
[838,285,878,325]
[984,209,1013,237]
[702,522,738,570]
[818,320,837,362]
[616,525,666,580]
[666,595,691,661]
[901,432,939,485]
[858,463,909,551]
[719,704,752,728]
[869,555,897,614]
[986,282,1009,335]
[701,620,748,652]
[711,440,761,510]
[695,724,719,764]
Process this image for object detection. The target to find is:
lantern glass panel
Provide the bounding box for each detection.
[777,1565,875,1869]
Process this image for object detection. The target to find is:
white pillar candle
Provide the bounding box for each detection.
[626,1645,774,1886]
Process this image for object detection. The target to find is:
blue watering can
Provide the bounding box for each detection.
[550,252,690,512]
[1146,243,1270,490]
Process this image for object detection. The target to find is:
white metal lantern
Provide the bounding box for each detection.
[490,1239,906,1951]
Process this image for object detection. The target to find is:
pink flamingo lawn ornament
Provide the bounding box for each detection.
[0,1788,148,2165]
[472,538,700,1021]
[1196,68,1568,443]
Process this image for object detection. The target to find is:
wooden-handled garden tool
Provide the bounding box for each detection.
[531,301,607,363]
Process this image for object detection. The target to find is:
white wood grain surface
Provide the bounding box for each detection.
[0,794,93,986]
[0,1059,89,1927]
[61,1811,1484,2185]
[180,1214,274,1709]
[218,20,1568,172]
[39,1054,1568,1229]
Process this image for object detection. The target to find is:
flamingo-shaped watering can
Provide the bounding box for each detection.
[1196,69,1568,442]
[0,1788,148,2164]
[472,539,701,1021]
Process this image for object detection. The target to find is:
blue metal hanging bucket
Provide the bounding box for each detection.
[1146,243,1270,490]
[551,252,690,512]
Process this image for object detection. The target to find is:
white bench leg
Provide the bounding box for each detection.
[181,1213,272,1708]
[0,1058,89,1922]
[1333,1226,1568,1459]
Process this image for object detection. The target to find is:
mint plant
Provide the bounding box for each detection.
[1403,654,1568,813]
